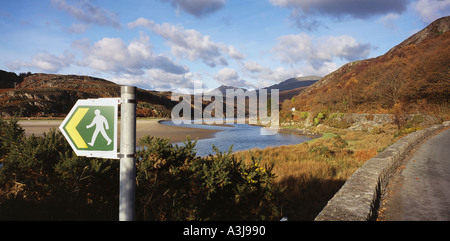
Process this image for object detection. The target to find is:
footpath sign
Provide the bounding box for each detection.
[60,87,136,221]
[59,98,120,159]
[60,86,137,221]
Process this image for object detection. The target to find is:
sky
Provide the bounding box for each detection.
[0,0,449,93]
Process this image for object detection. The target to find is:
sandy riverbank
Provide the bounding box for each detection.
[134,119,220,144]
[18,119,220,145]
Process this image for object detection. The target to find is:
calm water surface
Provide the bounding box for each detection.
[161,120,311,156]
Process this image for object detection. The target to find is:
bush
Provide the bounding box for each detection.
[313,112,326,126]
[136,136,282,221]
[394,126,423,138]
[308,135,350,157]
[0,117,24,159]
[0,129,119,220]
[332,135,348,149]
[323,113,352,129]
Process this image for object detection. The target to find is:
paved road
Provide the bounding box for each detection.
[378,128,450,221]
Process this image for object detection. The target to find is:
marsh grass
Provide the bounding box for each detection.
[234,124,400,220]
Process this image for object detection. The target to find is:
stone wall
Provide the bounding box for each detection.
[283,112,440,131]
[314,121,449,221]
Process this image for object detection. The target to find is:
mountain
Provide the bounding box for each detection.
[204,85,248,96]
[289,16,450,119]
[0,73,176,118]
[205,76,320,103]
[264,76,321,92]
[266,76,320,102]
[196,77,319,118]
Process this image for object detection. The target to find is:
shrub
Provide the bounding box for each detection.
[300,112,309,120]
[323,113,352,129]
[0,129,119,220]
[136,136,282,221]
[394,126,423,138]
[0,117,24,159]
[313,112,325,126]
[332,135,348,149]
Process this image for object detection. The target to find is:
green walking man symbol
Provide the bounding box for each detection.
[86,109,112,146]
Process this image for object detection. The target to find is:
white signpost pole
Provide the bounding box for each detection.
[119,86,137,221]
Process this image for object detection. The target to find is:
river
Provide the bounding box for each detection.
[160,120,311,156]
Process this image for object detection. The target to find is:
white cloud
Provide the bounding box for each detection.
[319,35,372,61]
[67,23,88,33]
[242,61,333,87]
[111,69,198,93]
[129,18,243,67]
[379,13,400,30]
[72,33,189,75]
[244,61,265,73]
[413,0,450,23]
[273,33,371,70]
[226,45,245,60]
[163,0,226,18]
[296,62,338,77]
[7,52,73,73]
[255,66,302,85]
[214,68,254,88]
[380,13,400,22]
[242,62,291,83]
[51,0,121,28]
[273,33,312,64]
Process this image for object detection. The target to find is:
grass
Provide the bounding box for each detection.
[234,123,401,220]
[306,132,337,144]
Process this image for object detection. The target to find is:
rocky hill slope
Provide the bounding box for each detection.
[288,16,450,120]
[0,73,175,118]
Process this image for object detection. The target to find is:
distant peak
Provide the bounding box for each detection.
[204,85,248,96]
[217,85,246,89]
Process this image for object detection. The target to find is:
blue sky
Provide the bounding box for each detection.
[0,0,449,92]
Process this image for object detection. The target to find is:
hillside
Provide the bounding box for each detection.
[0,71,318,119]
[288,16,450,120]
[0,73,175,118]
